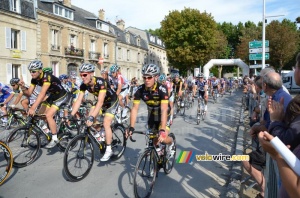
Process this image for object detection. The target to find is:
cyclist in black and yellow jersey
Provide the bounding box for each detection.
[127,64,175,156]
[18,60,70,149]
[70,63,118,162]
[172,73,184,97]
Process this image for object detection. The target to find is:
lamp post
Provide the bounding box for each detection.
[262,0,266,69]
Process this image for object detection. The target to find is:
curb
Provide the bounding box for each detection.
[226,104,245,197]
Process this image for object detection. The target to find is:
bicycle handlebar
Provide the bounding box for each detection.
[128,131,145,142]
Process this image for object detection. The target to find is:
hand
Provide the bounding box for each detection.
[27,107,35,116]
[258,131,280,159]
[126,127,134,139]
[178,91,182,97]
[158,130,167,143]
[18,79,25,87]
[251,84,256,94]
[86,120,93,127]
[268,97,284,122]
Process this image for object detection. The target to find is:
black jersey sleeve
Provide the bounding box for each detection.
[133,85,143,104]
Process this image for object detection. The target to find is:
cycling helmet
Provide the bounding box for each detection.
[158,74,166,82]
[28,60,43,70]
[142,64,160,76]
[187,76,193,82]
[172,73,180,78]
[197,73,204,78]
[109,64,119,73]
[10,78,20,85]
[42,67,53,74]
[101,69,108,74]
[79,63,95,73]
[59,74,69,81]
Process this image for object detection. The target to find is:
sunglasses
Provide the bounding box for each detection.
[30,70,38,74]
[80,73,89,77]
[143,76,153,80]
[11,84,17,86]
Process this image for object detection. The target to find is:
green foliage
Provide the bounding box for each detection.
[147,28,161,37]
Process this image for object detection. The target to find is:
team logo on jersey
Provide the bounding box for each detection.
[143,94,149,100]
[159,86,166,93]
[97,79,103,84]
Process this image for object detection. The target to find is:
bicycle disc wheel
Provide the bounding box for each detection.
[111,124,126,160]
[0,142,13,185]
[133,149,157,198]
[163,133,176,174]
[63,134,94,182]
[6,126,40,168]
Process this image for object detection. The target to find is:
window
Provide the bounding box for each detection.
[127,50,130,61]
[104,43,109,58]
[137,38,140,46]
[118,47,122,59]
[126,34,130,43]
[12,64,20,78]
[90,40,95,52]
[51,61,59,77]
[96,21,102,29]
[54,4,73,20]
[51,29,59,50]
[11,0,20,12]
[11,29,19,49]
[70,34,76,47]
[137,52,140,63]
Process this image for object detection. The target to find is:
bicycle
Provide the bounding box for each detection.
[196,95,206,125]
[6,113,80,168]
[212,88,218,103]
[63,122,126,182]
[0,105,26,130]
[173,94,185,117]
[0,140,13,186]
[129,129,176,198]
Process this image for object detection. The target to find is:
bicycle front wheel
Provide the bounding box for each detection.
[6,126,40,168]
[163,133,176,174]
[0,141,13,185]
[133,149,157,198]
[63,134,94,182]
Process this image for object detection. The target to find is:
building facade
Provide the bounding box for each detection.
[0,0,37,84]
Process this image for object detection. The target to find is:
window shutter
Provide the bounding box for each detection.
[5,27,11,49]
[6,63,12,84]
[21,64,28,84]
[21,31,26,51]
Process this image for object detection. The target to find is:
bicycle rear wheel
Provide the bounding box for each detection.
[111,124,126,160]
[0,141,13,185]
[163,133,176,174]
[6,126,40,168]
[63,134,94,182]
[133,149,157,198]
[57,120,80,152]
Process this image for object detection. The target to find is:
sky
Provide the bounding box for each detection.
[72,0,299,30]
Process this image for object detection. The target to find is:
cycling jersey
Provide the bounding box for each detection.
[172,79,183,93]
[195,80,207,91]
[80,77,117,109]
[0,83,13,103]
[31,72,66,96]
[112,73,129,91]
[133,82,170,129]
[211,80,219,87]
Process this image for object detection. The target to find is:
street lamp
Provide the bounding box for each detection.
[262,0,284,69]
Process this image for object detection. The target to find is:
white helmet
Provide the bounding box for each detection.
[28,60,43,70]
[142,64,160,76]
[79,63,95,73]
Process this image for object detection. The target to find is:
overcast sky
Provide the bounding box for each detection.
[72,0,299,30]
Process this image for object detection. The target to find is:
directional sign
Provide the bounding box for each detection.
[249,53,270,60]
[249,47,269,53]
[249,40,269,48]
[249,64,269,69]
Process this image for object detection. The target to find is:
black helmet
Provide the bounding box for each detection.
[10,78,20,85]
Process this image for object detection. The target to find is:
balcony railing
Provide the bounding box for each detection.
[104,53,109,59]
[51,44,60,51]
[65,46,84,57]
[89,51,101,60]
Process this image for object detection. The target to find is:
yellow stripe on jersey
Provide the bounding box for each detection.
[133,100,140,104]
[161,100,169,104]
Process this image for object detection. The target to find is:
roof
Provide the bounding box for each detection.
[0,0,36,19]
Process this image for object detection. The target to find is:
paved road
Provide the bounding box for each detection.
[0,90,243,198]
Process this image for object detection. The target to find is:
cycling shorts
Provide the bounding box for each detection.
[42,92,71,110]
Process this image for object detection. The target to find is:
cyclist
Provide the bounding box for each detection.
[185,76,196,100]
[158,74,174,125]
[210,76,219,98]
[0,82,14,126]
[70,63,118,161]
[127,64,175,156]
[18,60,70,149]
[219,78,226,96]
[9,78,27,108]
[110,64,130,118]
[195,73,208,112]
[101,69,114,90]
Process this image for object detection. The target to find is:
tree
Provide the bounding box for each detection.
[147,28,161,37]
[160,8,221,72]
[266,20,299,70]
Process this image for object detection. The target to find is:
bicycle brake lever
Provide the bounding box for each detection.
[129,136,136,142]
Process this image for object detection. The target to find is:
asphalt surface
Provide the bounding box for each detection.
[0,90,243,198]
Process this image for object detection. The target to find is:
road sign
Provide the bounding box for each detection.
[98,57,104,64]
[249,64,269,69]
[249,40,269,48]
[249,47,269,53]
[249,53,270,60]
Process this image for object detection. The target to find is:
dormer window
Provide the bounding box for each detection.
[11,0,20,13]
[137,38,140,46]
[54,4,73,20]
[126,34,130,43]
[96,21,102,30]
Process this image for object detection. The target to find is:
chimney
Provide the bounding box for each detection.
[116,19,125,31]
[98,9,105,21]
[63,0,71,7]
